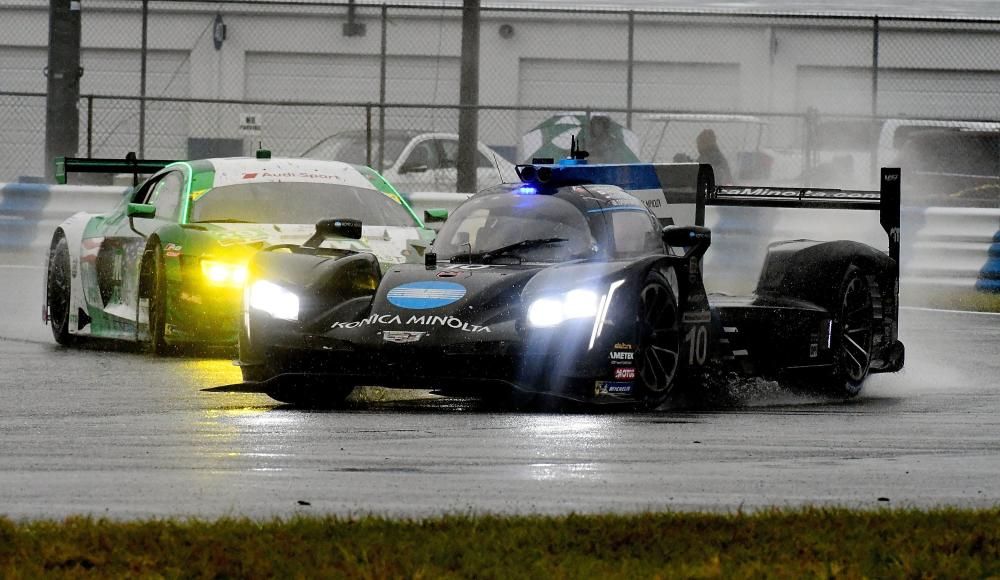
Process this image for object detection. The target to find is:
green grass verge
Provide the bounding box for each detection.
[2,508,999,578]
[905,288,1000,313]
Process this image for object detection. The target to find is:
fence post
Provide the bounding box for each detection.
[365,104,372,167]
[139,0,148,158]
[870,15,880,185]
[378,4,388,172]
[86,95,93,157]
[626,12,635,129]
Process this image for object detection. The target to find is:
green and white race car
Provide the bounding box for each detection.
[44,153,434,352]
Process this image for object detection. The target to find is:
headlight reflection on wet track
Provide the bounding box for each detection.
[509,414,618,482]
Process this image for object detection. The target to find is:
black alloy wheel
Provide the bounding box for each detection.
[144,243,170,355]
[47,236,74,345]
[828,266,875,397]
[636,269,682,407]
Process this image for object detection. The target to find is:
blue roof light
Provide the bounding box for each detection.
[516,185,538,195]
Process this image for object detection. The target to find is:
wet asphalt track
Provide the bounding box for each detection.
[1,262,999,519]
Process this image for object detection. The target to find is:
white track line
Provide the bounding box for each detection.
[901,306,1000,317]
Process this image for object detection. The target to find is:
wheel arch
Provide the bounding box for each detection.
[137,234,163,300]
[44,213,95,332]
[755,239,893,309]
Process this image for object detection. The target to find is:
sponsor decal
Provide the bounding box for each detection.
[241,172,258,180]
[609,350,635,362]
[382,330,426,344]
[718,187,879,200]
[614,367,636,380]
[80,237,102,265]
[595,381,633,396]
[215,229,271,247]
[164,243,183,257]
[331,313,490,333]
[443,264,498,270]
[387,281,465,309]
[681,311,711,324]
[613,342,634,350]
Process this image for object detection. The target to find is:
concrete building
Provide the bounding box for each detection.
[2,0,998,180]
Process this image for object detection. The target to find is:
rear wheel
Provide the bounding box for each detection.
[47,236,74,346]
[635,270,682,408]
[825,266,875,398]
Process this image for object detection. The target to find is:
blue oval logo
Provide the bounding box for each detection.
[387,281,466,310]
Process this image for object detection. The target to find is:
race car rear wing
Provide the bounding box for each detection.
[55,153,175,185]
[709,168,902,277]
[513,160,901,279]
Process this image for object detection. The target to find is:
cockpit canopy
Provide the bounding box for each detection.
[433,184,664,264]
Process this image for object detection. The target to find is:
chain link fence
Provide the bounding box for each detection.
[2,1,998,191]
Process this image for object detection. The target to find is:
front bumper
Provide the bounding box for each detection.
[242,318,636,402]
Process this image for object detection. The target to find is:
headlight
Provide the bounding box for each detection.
[248,280,300,321]
[201,259,249,287]
[527,288,600,328]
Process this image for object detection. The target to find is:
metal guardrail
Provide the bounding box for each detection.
[2,183,997,300]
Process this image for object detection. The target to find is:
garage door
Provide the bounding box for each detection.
[797,65,1000,119]
[245,52,460,156]
[79,49,190,160]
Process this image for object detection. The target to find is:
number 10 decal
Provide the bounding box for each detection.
[685,325,708,365]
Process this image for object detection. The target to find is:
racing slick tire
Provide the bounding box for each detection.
[635,269,682,408]
[142,241,172,355]
[46,235,74,346]
[823,265,876,398]
[789,265,876,399]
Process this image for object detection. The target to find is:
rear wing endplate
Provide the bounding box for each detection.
[709,168,902,274]
[55,153,176,185]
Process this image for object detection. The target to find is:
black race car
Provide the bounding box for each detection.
[211,159,904,408]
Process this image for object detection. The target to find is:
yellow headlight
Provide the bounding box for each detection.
[201,259,249,287]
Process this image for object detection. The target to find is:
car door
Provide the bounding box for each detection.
[394,137,444,192]
[94,169,185,332]
[439,138,505,193]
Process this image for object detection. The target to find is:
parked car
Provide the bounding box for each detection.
[301,130,517,194]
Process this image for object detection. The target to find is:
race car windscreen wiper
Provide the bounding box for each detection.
[452,237,568,264]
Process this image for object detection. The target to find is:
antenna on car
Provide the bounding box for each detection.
[491,152,507,184]
[570,135,589,161]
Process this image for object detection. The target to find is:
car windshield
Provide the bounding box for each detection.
[301,134,410,167]
[434,193,595,263]
[188,182,418,227]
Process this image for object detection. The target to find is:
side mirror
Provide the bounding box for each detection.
[423,208,448,224]
[303,218,363,248]
[662,225,711,258]
[126,203,156,219]
[317,218,362,240]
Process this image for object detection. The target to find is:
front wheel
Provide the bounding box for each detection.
[634,269,682,408]
[141,243,171,355]
[47,236,74,346]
